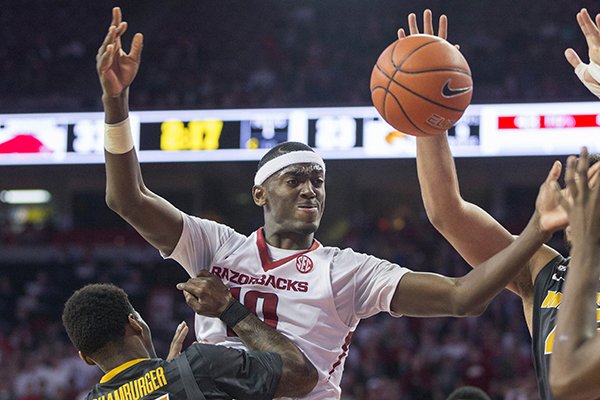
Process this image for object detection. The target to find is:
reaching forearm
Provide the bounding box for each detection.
[416,134,462,222]
[556,246,600,348]
[102,91,183,255]
[103,89,146,217]
[416,135,518,271]
[223,301,317,397]
[550,245,600,398]
[454,213,548,314]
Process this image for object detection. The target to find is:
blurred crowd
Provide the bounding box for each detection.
[0,203,567,400]
[0,0,596,114]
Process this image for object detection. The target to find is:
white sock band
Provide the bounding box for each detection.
[104,117,134,154]
[254,151,325,185]
[575,62,600,99]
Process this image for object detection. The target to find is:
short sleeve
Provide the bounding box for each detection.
[331,248,410,324]
[162,212,242,278]
[186,343,283,400]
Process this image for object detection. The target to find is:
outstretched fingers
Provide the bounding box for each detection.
[399,9,448,40]
[97,29,117,73]
[437,14,448,39]
[576,147,590,199]
[546,160,565,205]
[397,28,406,40]
[111,7,122,29]
[128,33,144,62]
[97,25,117,59]
[564,155,578,204]
[408,13,419,35]
[423,9,433,35]
[564,48,583,69]
[578,8,600,48]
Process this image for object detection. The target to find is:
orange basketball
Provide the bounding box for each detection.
[370,34,473,137]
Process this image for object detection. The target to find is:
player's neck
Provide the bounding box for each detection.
[95,340,152,373]
[263,228,314,250]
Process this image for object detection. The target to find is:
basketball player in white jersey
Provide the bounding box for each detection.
[98,8,570,399]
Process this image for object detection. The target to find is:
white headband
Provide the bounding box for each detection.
[254,151,326,185]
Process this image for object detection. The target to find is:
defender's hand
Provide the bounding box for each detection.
[397,9,448,41]
[166,321,189,361]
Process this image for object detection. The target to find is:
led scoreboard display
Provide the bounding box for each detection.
[0,101,598,166]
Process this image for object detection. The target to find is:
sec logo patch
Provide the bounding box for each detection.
[296,255,313,273]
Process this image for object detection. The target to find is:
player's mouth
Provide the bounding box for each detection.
[297,203,319,213]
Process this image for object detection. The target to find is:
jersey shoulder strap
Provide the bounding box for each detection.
[173,354,206,400]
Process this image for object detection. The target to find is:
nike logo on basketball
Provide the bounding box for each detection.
[441,80,472,98]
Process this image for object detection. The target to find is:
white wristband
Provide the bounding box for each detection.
[588,61,600,84]
[574,62,600,99]
[104,117,134,154]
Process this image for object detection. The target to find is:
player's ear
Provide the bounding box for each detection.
[79,351,96,366]
[128,313,143,334]
[252,185,267,206]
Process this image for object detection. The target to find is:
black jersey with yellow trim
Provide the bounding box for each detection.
[532,254,569,400]
[85,343,282,400]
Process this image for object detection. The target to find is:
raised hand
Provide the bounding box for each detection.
[559,148,600,248]
[176,271,234,318]
[565,9,600,98]
[96,7,144,98]
[166,321,189,361]
[397,9,448,40]
[535,153,600,234]
[535,160,568,233]
[565,9,600,70]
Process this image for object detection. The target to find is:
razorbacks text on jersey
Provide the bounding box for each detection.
[166,214,409,400]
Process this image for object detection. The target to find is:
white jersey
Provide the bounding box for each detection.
[165,213,410,399]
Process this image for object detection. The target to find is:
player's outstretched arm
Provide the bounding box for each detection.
[400,10,561,299]
[550,149,600,400]
[391,160,564,317]
[565,8,600,99]
[177,272,318,398]
[98,7,183,256]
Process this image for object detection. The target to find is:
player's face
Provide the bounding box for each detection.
[263,163,326,237]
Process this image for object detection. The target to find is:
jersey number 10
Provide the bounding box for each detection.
[227,288,280,336]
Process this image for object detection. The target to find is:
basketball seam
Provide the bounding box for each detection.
[395,68,471,77]
[393,38,440,69]
[375,63,468,112]
[371,85,431,136]
[381,42,405,122]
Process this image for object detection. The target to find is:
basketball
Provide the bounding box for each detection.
[370,34,473,137]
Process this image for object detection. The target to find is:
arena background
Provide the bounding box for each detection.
[0,1,595,399]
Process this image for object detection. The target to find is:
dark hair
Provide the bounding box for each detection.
[62,283,134,356]
[446,386,491,400]
[257,141,314,171]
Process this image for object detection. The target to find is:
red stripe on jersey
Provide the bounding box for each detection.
[328,331,353,377]
[256,227,321,272]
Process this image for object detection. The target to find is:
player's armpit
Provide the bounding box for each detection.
[526,244,562,285]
